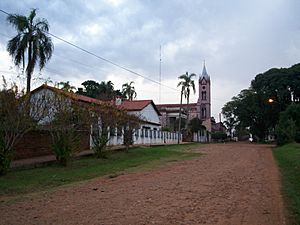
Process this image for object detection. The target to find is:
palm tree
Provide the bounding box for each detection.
[122,81,137,100]
[177,72,196,131]
[58,81,76,92]
[6,9,54,94]
[178,72,196,108]
[98,81,115,100]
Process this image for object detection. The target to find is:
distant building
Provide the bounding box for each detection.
[118,99,161,130]
[157,62,212,132]
[30,85,162,131]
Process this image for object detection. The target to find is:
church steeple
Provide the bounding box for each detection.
[197,61,211,122]
[200,60,210,80]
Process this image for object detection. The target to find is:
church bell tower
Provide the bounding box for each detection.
[197,62,211,121]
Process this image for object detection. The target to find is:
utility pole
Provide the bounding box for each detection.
[159,45,162,103]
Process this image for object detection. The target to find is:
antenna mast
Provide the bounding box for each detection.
[159,45,162,103]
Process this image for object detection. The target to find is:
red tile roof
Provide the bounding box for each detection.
[31,85,161,116]
[31,84,105,105]
[120,100,161,116]
[156,103,197,109]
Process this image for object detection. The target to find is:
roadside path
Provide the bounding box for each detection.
[1,143,286,225]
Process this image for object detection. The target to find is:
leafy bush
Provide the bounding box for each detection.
[275,103,300,146]
[48,94,88,166]
[51,129,80,166]
[295,131,300,143]
[188,118,205,133]
[0,133,12,175]
[91,127,109,158]
[123,128,134,151]
[211,131,227,141]
[0,81,38,175]
[276,119,296,146]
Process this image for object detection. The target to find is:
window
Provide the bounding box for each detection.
[201,108,206,118]
[110,127,116,136]
[202,91,207,100]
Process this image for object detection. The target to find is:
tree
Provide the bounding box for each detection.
[177,72,196,125]
[47,94,89,166]
[79,80,100,98]
[79,80,123,100]
[0,86,31,175]
[58,81,76,92]
[222,101,239,139]
[98,81,115,100]
[122,81,137,100]
[275,103,300,145]
[7,9,54,93]
[0,78,48,175]
[89,103,140,157]
[211,131,227,142]
[188,117,204,133]
[176,84,184,143]
[222,63,300,142]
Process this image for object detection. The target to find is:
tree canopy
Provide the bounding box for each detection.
[122,81,137,100]
[222,63,300,141]
[6,9,54,93]
[77,80,124,100]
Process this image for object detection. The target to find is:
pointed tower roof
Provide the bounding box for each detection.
[200,61,210,80]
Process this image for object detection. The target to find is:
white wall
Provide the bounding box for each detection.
[94,128,181,147]
[30,88,71,124]
[129,103,161,130]
[140,104,160,124]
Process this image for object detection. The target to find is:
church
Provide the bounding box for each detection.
[156,63,213,132]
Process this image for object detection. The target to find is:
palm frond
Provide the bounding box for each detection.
[28,9,37,24]
[7,14,28,32]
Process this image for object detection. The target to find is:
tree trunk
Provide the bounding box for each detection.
[178,88,183,144]
[186,95,190,129]
[26,42,32,94]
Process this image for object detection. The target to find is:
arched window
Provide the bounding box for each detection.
[201,91,207,100]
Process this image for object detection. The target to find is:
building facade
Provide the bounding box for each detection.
[157,63,212,131]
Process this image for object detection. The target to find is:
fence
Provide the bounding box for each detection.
[90,128,182,147]
[192,129,210,143]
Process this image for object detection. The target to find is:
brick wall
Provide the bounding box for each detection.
[14,130,90,160]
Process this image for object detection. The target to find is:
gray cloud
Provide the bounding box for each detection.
[0,0,299,119]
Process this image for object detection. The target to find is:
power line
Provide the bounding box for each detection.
[0,9,228,104]
[0,8,180,92]
[0,9,9,16]
[48,33,181,92]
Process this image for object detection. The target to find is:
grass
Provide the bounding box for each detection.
[273,143,300,224]
[0,143,202,196]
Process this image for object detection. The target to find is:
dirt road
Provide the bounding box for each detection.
[0,143,286,225]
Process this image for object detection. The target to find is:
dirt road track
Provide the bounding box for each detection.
[0,143,286,225]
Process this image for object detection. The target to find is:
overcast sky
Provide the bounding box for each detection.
[0,0,299,119]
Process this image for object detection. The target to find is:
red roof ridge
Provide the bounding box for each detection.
[157,103,197,107]
[31,84,106,105]
[32,85,161,116]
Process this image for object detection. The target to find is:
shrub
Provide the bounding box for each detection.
[91,127,109,158]
[0,133,12,175]
[275,103,300,145]
[51,129,80,166]
[0,81,40,175]
[211,131,227,141]
[276,119,296,146]
[123,128,134,151]
[295,131,300,143]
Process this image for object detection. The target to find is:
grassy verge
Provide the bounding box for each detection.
[273,143,300,224]
[0,143,201,196]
